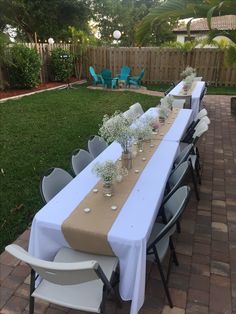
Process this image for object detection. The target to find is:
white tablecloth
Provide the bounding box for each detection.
[29,140,179,314]
[169,81,205,119]
[139,107,192,142]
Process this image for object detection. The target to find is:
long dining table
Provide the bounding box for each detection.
[28,108,192,314]
[169,80,206,119]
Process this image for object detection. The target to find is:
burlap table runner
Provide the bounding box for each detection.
[62,109,179,256]
[178,81,197,96]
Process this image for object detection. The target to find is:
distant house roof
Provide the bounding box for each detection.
[173,15,236,33]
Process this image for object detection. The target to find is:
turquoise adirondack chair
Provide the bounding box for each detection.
[128,69,145,88]
[89,66,105,87]
[114,66,131,87]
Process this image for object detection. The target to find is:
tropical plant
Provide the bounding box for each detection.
[68,26,93,80]
[50,48,73,82]
[0,32,11,90]
[136,0,236,45]
[161,40,199,51]
[8,44,40,89]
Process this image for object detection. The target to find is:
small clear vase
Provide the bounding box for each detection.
[137,139,143,153]
[121,151,132,169]
[103,180,113,196]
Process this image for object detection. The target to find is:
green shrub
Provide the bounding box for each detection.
[50,48,73,82]
[8,45,41,89]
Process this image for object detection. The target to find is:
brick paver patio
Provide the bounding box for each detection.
[0,95,236,314]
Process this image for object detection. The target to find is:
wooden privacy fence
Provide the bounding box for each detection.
[84,47,236,86]
[2,44,236,87]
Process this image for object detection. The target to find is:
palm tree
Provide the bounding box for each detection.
[136,0,236,45]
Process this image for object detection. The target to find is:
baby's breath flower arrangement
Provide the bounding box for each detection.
[181,66,196,79]
[183,73,195,91]
[160,95,174,110]
[133,121,153,142]
[92,160,117,183]
[99,111,133,153]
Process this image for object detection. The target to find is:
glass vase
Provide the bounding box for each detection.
[121,151,132,169]
[103,179,113,196]
[137,139,143,153]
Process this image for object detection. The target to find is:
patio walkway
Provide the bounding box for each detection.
[0,95,236,314]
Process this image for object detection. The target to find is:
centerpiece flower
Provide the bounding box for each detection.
[160,95,174,110]
[183,74,195,93]
[133,120,153,151]
[99,111,134,169]
[181,66,196,79]
[92,160,117,196]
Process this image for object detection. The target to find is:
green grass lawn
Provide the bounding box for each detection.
[0,86,160,252]
[146,83,236,95]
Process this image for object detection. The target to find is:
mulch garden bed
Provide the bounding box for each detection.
[0,78,80,100]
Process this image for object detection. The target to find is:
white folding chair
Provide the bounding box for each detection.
[129,102,144,118]
[5,245,122,314]
[71,149,94,175]
[40,168,73,204]
[147,186,190,308]
[88,135,108,158]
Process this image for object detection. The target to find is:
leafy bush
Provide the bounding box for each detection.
[50,48,73,82]
[8,44,41,89]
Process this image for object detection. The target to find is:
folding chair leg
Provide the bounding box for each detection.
[169,238,179,266]
[153,248,173,308]
[195,158,202,184]
[177,221,181,233]
[190,164,200,201]
[29,269,35,314]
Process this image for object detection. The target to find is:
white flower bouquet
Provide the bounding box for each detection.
[183,74,195,91]
[160,95,174,110]
[99,111,133,153]
[92,160,117,183]
[181,66,196,79]
[159,107,169,119]
[132,120,153,142]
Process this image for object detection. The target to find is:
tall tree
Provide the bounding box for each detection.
[0,0,92,42]
[136,0,236,44]
[91,0,174,46]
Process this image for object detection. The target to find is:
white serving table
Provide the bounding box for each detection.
[29,139,179,314]
[169,81,205,119]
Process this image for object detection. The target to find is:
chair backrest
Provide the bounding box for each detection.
[129,102,144,117]
[173,95,192,109]
[194,116,210,130]
[71,149,94,176]
[88,135,108,158]
[192,122,208,145]
[138,69,145,80]
[174,144,194,169]
[101,68,112,79]
[5,244,100,286]
[89,66,99,83]
[119,66,131,80]
[147,186,190,250]
[163,185,191,221]
[194,108,208,122]
[40,167,73,204]
[163,161,191,204]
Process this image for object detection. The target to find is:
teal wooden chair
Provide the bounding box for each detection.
[89,66,105,87]
[114,66,131,87]
[101,68,113,88]
[128,69,145,88]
